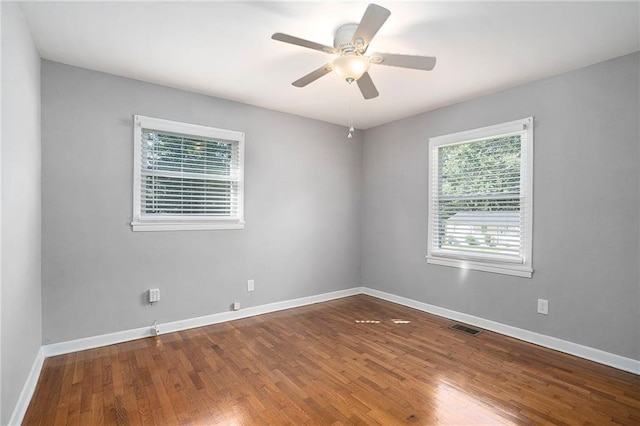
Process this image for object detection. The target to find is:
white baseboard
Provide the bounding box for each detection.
[8,347,45,426]
[159,286,363,336]
[43,286,363,357]
[15,285,639,426]
[362,288,640,375]
[42,325,152,357]
[41,285,640,373]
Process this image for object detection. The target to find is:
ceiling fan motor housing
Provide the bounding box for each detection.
[334,23,362,53]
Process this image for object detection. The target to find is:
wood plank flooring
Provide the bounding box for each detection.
[23,295,640,425]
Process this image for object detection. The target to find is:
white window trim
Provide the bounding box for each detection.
[132,115,245,232]
[426,117,533,278]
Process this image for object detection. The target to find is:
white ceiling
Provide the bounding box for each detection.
[20,1,640,129]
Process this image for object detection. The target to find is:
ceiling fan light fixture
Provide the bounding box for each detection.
[331,54,370,83]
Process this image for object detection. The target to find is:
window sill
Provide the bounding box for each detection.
[426,255,532,278]
[131,221,245,232]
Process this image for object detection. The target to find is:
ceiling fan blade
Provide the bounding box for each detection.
[272,33,336,54]
[351,4,391,49]
[372,53,437,71]
[292,64,332,87]
[356,72,379,99]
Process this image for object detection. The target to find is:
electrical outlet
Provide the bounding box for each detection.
[537,299,549,315]
[247,279,255,292]
[149,288,160,304]
[233,302,241,311]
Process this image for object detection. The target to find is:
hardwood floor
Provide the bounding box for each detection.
[24,295,640,425]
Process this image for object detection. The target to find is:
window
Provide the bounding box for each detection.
[132,115,244,231]
[427,117,533,277]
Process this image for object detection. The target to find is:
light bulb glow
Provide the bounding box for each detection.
[331,54,370,82]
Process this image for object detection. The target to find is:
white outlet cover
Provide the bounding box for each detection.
[247,279,255,292]
[537,299,549,315]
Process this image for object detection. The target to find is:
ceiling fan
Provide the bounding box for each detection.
[272,3,436,100]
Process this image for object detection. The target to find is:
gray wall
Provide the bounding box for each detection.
[41,61,363,344]
[362,52,640,360]
[1,2,43,424]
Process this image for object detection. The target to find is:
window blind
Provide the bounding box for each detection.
[140,130,241,218]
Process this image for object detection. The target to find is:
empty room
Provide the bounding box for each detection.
[2,1,639,424]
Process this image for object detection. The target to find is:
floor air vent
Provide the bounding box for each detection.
[449,324,482,336]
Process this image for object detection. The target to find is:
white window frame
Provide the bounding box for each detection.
[132,115,245,232]
[427,117,533,278]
